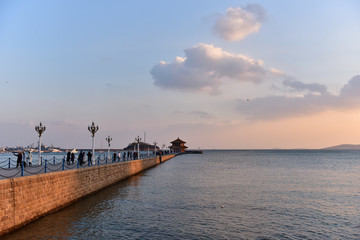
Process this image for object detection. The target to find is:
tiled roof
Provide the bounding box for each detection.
[171,137,186,144]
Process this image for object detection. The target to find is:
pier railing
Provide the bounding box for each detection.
[0,153,168,179]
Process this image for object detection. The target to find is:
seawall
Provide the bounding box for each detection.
[0,155,175,236]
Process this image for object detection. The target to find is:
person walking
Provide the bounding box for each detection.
[87,151,92,166]
[79,151,84,165]
[113,152,116,162]
[66,151,71,165]
[22,151,27,167]
[22,151,26,166]
[71,152,75,164]
[13,152,22,168]
[28,151,33,166]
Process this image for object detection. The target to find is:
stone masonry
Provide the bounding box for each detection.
[0,155,174,236]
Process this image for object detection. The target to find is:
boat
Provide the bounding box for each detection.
[70,149,78,153]
[51,149,62,153]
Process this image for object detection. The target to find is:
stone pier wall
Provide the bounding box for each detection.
[0,155,174,236]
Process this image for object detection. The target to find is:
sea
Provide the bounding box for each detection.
[2,150,360,240]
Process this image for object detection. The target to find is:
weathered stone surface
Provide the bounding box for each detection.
[0,155,174,236]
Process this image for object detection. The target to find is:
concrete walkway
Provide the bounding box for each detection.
[0,157,157,180]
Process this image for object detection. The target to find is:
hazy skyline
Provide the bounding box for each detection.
[1,0,359,149]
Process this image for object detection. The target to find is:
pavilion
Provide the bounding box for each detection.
[169,138,188,153]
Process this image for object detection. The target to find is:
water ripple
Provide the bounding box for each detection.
[3,150,360,239]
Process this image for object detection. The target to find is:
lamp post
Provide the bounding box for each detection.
[135,136,141,159]
[88,122,99,165]
[35,122,46,165]
[105,136,112,161]
[153,141,157,156]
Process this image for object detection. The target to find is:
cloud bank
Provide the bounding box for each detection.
[214,4,266,41]
[151,43,281,94]
[237,75,360,120]
[282,77,328,95]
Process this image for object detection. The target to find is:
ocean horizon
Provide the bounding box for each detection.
[2,149,360,239]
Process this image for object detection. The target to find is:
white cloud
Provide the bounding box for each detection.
[151,43,280,94]
[237,75,360,119]
[214,4,266,41]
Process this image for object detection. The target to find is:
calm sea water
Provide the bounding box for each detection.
[3,150,360,239]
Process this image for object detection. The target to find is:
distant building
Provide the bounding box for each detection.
[169,138,188,153]
[123,142,159,151]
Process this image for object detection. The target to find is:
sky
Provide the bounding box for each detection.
[0,0,359,149]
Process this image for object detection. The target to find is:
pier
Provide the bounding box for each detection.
[0,153,160,180]
[0,154,176,237]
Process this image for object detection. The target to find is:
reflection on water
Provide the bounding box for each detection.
[3,150,360,239]
[2,174,142,240]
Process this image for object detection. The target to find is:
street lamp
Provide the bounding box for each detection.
[88,122,99,165]
[35,122,46,165]
[105,136,112,161]
[135,136,141,159]
[153,141,157,156]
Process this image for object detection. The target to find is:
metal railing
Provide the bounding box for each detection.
[0,152,170,179]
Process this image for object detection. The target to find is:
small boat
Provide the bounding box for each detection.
[51,149,62,153]
[70,149,78,154]
[33,150,44,153]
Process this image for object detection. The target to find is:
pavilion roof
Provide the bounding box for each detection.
[171,137,186,144]
[169,145,188,149]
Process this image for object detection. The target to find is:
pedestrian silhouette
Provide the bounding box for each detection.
[87,151,92,166]
[13,152,22,168]
[67,152,71,165]
[71,152,75,164]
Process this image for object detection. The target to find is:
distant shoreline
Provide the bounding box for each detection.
[2,145,360,154]
[320,144,360,150]
[195,146,360,151]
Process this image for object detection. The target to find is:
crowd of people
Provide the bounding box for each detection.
[64,150,150,166]
[12,150,165,168]
[13,151,32,168]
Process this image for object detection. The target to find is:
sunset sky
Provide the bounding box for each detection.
[0,0,359,149]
